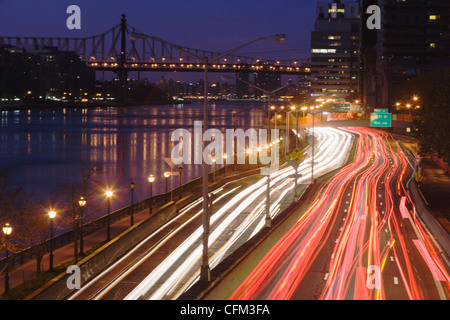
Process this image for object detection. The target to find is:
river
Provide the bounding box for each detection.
[0,101,266,215]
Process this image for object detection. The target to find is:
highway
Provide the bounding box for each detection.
[230,127,450,300]
[65,127,353,300]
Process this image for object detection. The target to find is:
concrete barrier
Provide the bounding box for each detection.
[409,180,450,257]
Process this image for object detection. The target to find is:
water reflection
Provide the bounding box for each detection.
[0,102,265,214]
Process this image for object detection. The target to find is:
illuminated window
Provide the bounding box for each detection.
[429,15,440,21]
[430,43,436,48]
[312,49,337,53]
[329,8,345,13]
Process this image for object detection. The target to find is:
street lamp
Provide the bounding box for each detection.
[78,197,86,256]
[130,182,135,226]
[47,210,56,271]
[211,158,216,183]
[175,33,286,282]
[223,154,228,177]
[105,190,113,241]
[178,166,183,200]
[2,223,12,294]
[164,172,170,194]
[148,175,155,215]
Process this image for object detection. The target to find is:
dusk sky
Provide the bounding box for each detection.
[0,0,318,82]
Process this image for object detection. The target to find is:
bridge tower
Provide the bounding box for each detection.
[118,14,128,103]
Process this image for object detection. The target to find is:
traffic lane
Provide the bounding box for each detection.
[297,129,405,300]
[381,136,449,299]
[291,176,356,299]
[97,178,260,300]
[68,179,250,300]
[66,203,204,300]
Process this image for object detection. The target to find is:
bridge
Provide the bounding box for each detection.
[0,14,310,80]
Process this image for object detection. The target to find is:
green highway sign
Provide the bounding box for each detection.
[370,112,392,127]
[374,108,389,114]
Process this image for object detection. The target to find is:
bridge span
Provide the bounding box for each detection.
[0,14,310,76]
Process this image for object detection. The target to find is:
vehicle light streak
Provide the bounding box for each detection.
[231,127,450,300]
[121,128,353,300]
[66,128,353,300]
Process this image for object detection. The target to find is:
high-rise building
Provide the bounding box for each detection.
[361,0,450,109]
[310,0,360,100]
[254,62,282,97]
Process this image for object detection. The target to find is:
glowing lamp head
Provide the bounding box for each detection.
[148,175,155,183]
[2,223,12,235]
[106,190,113,198]
[164,172,170,178]
[48,210,57,219]
[78,197,86,207]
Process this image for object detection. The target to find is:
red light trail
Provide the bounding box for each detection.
[230,127,450,300]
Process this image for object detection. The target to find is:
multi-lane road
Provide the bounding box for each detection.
[230,127,450,300]
[65,127,353,300]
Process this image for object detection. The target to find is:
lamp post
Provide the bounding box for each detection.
[130,182,135,226]
[178,166,183,200]
[105,190,113,241]
[47,211,56,271]
[232,109,246,172]
[172,34,286,282]
[293,105,300,148]
[148,175,155,215]
[2,223,12,294]
[164,172,170,194]
[223,154,228,177]
[310,106,316,184]
[225,79,289,230]
[78,197,86,256]
[285,107,296,156]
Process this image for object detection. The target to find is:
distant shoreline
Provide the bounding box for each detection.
[0,98,272,111]
[0,99,191,111]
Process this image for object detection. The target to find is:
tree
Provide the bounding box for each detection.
[0,169,49,275]
[392,67,450,161]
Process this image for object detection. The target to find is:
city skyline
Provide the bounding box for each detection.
[0,1,319,84]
